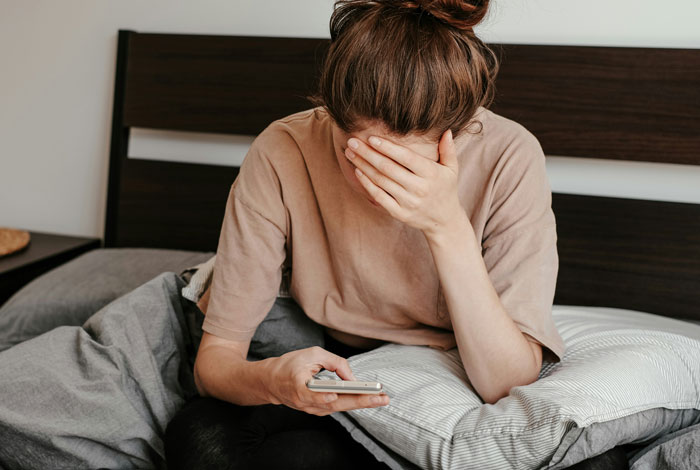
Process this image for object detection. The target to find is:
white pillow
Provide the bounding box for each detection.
[319,306,700,469]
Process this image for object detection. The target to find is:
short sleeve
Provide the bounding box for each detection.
[481,130,565,362]
[200,133,289,342]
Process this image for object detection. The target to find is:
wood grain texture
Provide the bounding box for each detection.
[491,44,700,165]
[121,34,700,164]
[123,33,329,135]
[114,159,237,252]
[553,193,700,320]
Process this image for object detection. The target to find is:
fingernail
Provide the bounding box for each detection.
[447,129,453,140]
[345,148,356,159]
[348,138,359,149]
[369,136,381,147]
[325,394,338,402]
[372,396,387,405]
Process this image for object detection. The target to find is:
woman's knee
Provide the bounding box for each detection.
[164,398,387,470]
[165,397,245,470]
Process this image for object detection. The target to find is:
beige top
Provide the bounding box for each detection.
[198,107,565,361]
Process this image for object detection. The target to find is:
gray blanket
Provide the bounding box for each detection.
[0,273,197,469]
[0,272,698,469]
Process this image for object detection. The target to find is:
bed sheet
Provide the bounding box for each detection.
[0,248,213,352]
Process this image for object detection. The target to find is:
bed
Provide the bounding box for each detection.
[0,30,699,469]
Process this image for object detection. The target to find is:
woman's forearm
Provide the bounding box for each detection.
[424,211,542,404]
[194,344,275,406]
[194,340,380,414]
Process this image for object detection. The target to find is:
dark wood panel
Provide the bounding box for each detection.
[0,232,101,276]
[491,45,700,165]
[553,193,700,320]
[121,33,700,164]
[123,33,329,135]
[114,159,237,252]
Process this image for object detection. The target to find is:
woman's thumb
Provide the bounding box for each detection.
[438,129,457,169]
[318,350,357,381]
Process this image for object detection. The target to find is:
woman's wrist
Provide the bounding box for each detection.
[195,346,277,406]
[423,210,476,251]
[259,356,282,405]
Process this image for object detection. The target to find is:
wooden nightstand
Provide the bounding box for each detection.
[0,231,101,307]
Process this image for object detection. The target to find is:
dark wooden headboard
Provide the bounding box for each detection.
[105,30,700,320]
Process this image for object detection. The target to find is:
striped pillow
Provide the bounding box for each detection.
[320,306,700,469]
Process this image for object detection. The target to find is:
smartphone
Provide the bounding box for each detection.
[306,379,383,394]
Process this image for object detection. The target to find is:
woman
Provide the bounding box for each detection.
[165,0,565,468]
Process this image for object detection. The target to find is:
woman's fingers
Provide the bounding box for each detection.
[347,138,425,190]
[310,346,356,381]
[305,393,391,415]
[329,393,390,412]
[307,390,339,407]
[346,148,414,206]
[276,346,391,415]
[362,136,434,177]
[344,132,462,233]
[354,168,403,217]
[298,347,391,413]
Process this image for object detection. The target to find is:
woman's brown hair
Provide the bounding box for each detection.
[310,0,499,141]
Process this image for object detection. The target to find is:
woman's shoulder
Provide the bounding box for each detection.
[247,107,330,164]
[237,107,331,195]
[457,107,545,174]
[274,107,328,127]
[259,107,329,143]
[472,107,542,152]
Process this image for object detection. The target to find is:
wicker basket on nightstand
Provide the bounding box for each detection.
[0,228,31,257]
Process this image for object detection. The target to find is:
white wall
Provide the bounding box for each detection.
[1,0,699,238]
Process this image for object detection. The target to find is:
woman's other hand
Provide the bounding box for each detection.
[264,346,390,416]
[346,130,466,238]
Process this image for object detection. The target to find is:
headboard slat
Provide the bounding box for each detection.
[116,159,237,251]
[123,33,329,135]
[553,193,700,320]
[491,44,700,165]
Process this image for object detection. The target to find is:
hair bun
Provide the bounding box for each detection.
[385,0,489,31]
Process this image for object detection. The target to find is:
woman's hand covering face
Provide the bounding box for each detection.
[345,130,466,236]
